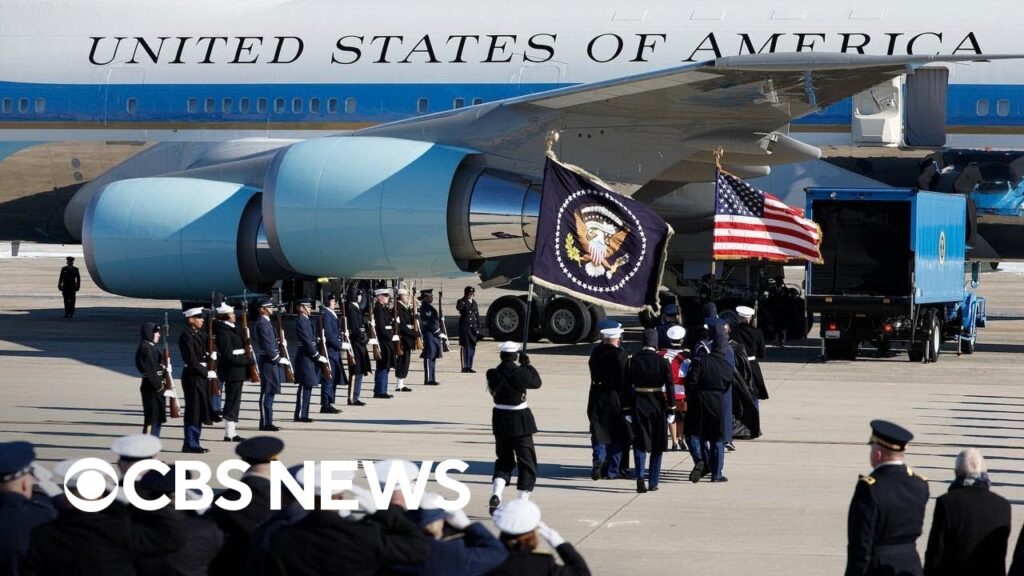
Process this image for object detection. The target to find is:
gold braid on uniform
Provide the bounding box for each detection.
[868,434,904,452]
[859,474,876,486]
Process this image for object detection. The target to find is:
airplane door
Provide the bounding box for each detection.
[104,68,144,126]
[904,68,949,147]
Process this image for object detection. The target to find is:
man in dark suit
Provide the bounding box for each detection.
[924,448,1011,576]
[846,420,930,576]
[57,256,81,318]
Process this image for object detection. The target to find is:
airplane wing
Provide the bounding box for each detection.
[356,53,1010,200]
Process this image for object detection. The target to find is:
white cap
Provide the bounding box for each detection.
[374,459,420,487]
[600,326,624,338]
[397,288,409,296]
[419,491,444,510]
[292,462,356,496]
[666,325,686,341]
[55,459,117,492]
[374,288,391,297]
[111,434,162,460]
[183,307,204,318]
[736,306,755,319]
[498,341,521,353]
[493,498,542,535]
[215,303,234,315]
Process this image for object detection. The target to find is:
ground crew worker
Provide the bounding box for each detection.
[588,324,628,481]
[394,289,417,392]
[624,341,675,493]
[293,298,326,423]
[254,298,287,431]
[456,286,480,373]
[135,322,167,438]
[0,441,57,576]
[418,289,444,386]
[57,256,80,318]
[731,306,769,406]
[486,341,542,516]
[488,499,591,576]
[372,288,397,398]
[180,306,214,453]
[345,286,370,405]
[320,293,345,412]
[846,420,929,576]
[215,302,249,441]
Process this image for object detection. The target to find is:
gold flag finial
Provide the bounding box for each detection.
[545,130,560,156]
[713,147,725,170]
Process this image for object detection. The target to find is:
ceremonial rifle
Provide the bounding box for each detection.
[274,288,296,383]
[240,294,260,383]
[392,281,404,358]
[366,290,383,361]
[206,293,221,400]
[438,290,452,353]
[340,288,357,369]
[162,313,181,419]
[317,288,333,381]
[411,280,424,351]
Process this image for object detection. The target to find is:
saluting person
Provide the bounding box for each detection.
[345,286,371,406]
[418,289,444,386]
[320,293,344,413]
[293,298,326,423]
[179,307,214,453]
[456,286,480,373]
[135,322,166,438]
[372,288,397,398]
[624,340,675,493]
[254,297,287,431]
[588,324,629,481]
[0,442,58,576]
[215,302,249,442]
[57,256,80,318]
[394,289,417,392]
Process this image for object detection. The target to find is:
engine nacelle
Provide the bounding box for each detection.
[83,177,287,299]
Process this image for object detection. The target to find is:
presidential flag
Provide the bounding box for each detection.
[713,170,823,263]
[531,157,673,312]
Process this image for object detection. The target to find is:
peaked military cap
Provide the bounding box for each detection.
[111,434,162,461]
[869,419,913,452]
[663,304,679,315]
[0,441,35,482]
[294,297,312,307]
[236,436,284,464]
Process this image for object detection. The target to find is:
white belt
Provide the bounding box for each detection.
[747,356,756,361]
[494,402,528,411]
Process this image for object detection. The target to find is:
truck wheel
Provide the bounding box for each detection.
[926,311,941,363]
[542,298,592,344]
[487,296,527,342]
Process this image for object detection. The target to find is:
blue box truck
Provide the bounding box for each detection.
[804,188,986,362]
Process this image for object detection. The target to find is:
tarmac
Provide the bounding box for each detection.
[1,243,1023,575]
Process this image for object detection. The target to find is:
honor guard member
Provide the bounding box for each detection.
[394,289,417,392]
[211,436,284,575]
[180,306,214,453]
[110,434,162,477]
[486,341,543,516]
[293,297,326,422]
[320,293,345,412]
[0,442,58,576]
[57,256,81,318]
[345,286,371,405]
[489,499,591,576]
[456,286,481,373]
[588,323,629,481]
[846,420,929,576]
[372,288,397,398]
[135,322,167,438]
[254,297,287,431]
[685,319,732,483]
[658,325,689,451]
[731,306,769,406]
[656,304,682,350]
[624,341,675,493]
[215,302,249,441]
[418,289,444,386]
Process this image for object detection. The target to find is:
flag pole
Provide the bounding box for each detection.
[710,146,725,306]
[522,276,535,354]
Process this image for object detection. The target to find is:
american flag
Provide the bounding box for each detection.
[713,170,822,263]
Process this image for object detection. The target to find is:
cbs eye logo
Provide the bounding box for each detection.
[62,458,121,512]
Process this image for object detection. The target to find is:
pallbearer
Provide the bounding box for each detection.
[344,286,370,406]
[588,324,629,481]
[418,289,444,386]
[319,293,344,413]
[293,298,326,422]
[371,288,396,398]
[134,322,166,438]
[214,302,248,442]
[179,307,214,453]
[254,297,287,431]
[456,286,480,373]
[394,288,417,392]
[486,341,542,516]
[624,338,676,493]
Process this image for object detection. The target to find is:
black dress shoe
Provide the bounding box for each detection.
[488,495,501,516]
[636,479,648,494]
[182,447,210,454]
[648,485,660,492]
[347,400,366,406]
[211,414,223,423]
[293,417,315,423]
[461,368,471,373]
[223,436,245,442]
[259,425,281,432]
[396,387,413,392]
[424,381,440,386]
[591,460,604,481]
[689,461,705,484]
[467,369,477,373]
[712,476,729,483]
[373,394,393,399]
[319,406,342,414]
[725,442,736,452]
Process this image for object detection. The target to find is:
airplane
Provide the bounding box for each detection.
[1,0,1022,341]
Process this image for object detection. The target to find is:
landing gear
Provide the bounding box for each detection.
[541,298,591,344]
[485,292,604,344]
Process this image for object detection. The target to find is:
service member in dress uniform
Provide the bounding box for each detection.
[211,436,284,576]
[731,306,769,406]
[845,420,929,576]
[394,289,417,392]
[624,341,676,494]
[394,492,508,576]
[372,288,397,398]
[0,442,57,576]
[180,306,214,453]
[587,324,629,481]
[488,499,591,576]
[345,286,371,405]
[135,322,167,438]
[456,286,480,373]
[486,341,543,516]
[110,433,162,477]
[254,297,288,431]
[685,319,732,483]
[57,256,81,318]
[293,298,327,423]
[418,289,444,386]
[215,302,249,442]
[656,304,682,350]
[658,325,689,452]
[320,293,345,412]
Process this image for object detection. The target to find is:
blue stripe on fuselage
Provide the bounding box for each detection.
[1,80,1023,127]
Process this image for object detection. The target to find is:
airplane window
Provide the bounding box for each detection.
[204,98,215,113]
[344,97,356,114]
[187,98,198,113]
[453,98,465,109]
[472,98,483,106]
[257,98,267,114]
[240,98,250,114]
[327,98,339,113]
[976,99,989,117]
[310,98,321,114]
[126,98,137,114]
[1,98,10,113]
[18,98,28,113]
[34,98,45,113]
[997,99,1010,117]
[292,97,302,113]
[417,98,428,114]
[274,98,285,113]
[222,98,233,113]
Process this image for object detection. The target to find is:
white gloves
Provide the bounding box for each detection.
[537,522,566,548]
[341,342,352,351]
[31,463,62,497]
[232,349,245,356]
[391,335,400,342]
[210,351,218,361]
[207,371,218,379]
[280,338,288,346]
[199,362,207,368]
[346,485,378,514]
[667,414,676,424]
[317,356,330,364]
[163,389,177,399]
[406,324,414,329]
[624,415,633,424]
[368,338,379,347]
[439,333,448,340]
[278,358,291,366]
[445,509,471,530]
